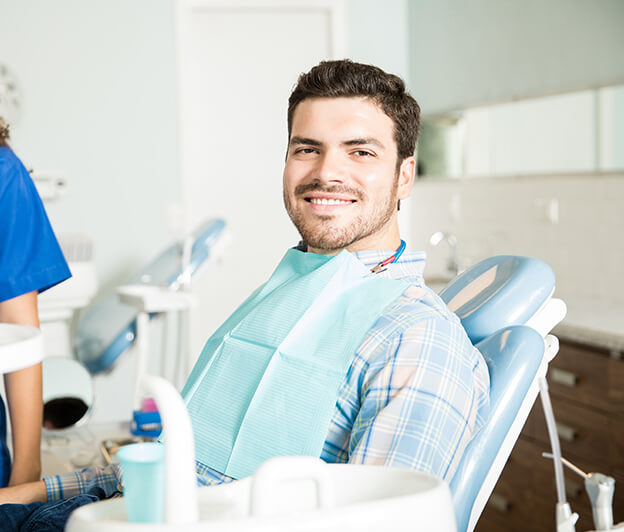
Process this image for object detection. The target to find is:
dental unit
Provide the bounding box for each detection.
[34,217,228,477]
[59,254,622,531]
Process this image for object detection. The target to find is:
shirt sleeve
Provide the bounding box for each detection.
[347,317,490,481]
[44,464,122,502]
[0,148,71,302]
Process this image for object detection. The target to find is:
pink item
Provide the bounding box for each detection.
[142,398,159,413]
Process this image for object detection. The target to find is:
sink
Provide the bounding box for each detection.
[66,460,457,531]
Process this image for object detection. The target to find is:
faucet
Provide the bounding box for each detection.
[429,232,459,279]
[141,375,199,525]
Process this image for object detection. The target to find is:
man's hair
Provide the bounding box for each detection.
[287,59,421,163]
[0,117,9,146]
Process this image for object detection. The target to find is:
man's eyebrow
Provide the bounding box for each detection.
[289,136,322,147]
[342,137,385,149]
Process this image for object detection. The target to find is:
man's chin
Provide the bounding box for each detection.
[300,232,357,253]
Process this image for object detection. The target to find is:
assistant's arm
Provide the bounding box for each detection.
[0,291,43,486]
[347,317,490,481]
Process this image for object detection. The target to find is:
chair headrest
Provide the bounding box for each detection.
[440,256,555,344]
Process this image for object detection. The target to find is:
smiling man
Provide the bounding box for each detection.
[283,95,413,253]
[0,60,489,530]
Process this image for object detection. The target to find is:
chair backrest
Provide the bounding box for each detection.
[74,219,227,373]
[439,256,565,532]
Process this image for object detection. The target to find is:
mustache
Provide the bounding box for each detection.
[294,183,364,200]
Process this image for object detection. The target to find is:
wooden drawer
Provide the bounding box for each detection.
[476,438,559,531]
[524,398,612,470]
[549,342,624,413]
[609,354,624,408]
[611,413,624,470]
[475,439,535,531]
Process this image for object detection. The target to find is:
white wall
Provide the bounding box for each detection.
[0,0,180,296]
[411,174,624,306]
[408,0,624,115]
[406,0,624,315]
[1,0,413,298]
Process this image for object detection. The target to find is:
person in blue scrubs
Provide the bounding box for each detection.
[0,118,71,487]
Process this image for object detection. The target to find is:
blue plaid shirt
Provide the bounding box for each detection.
[44,250,490,501]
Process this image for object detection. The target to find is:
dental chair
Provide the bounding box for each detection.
[68,254,571,531]
[74,218,228,375]
[441,256,567,532]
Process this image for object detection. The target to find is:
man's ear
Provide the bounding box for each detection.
[397,156,416,200]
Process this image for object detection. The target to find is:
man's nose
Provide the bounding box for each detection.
[316,150,344,183]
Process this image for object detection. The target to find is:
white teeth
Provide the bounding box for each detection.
[309,198,352,205]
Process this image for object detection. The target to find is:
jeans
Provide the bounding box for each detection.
[0,487,108,532]
[0,395,11,487]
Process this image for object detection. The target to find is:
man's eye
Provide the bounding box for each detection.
[353,150,374,157]
[294,148,317,155]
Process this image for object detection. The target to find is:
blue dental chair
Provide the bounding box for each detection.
[74,219,228,374]
[439,256,567,532]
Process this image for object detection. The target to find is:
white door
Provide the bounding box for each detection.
[176,0,347,359]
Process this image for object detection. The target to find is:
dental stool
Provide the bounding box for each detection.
[440,256,567,532]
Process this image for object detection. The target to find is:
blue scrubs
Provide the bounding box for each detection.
[0,145,71,486]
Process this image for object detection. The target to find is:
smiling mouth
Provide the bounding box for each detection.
[306,197,355,206]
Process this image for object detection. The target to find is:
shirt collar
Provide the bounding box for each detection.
[293,242,426,283]
[351,248,426,283]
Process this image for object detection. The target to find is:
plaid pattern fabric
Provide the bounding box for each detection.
[45,464,121,502]
[45,249,490,501]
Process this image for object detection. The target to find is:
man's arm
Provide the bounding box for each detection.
[0,291,43,485]
[347,317,490,481]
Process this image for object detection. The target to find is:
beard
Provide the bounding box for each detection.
[283,178,399,251]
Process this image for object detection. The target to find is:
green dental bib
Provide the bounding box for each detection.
[182,248,408,479]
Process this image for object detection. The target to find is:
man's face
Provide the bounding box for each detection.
[283,97,414,253]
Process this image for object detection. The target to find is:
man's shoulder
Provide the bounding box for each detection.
[379,283,462,331]
[357,282,474,367]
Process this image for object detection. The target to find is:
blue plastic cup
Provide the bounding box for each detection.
[117,442,165,523]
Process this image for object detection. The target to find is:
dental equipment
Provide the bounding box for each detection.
[542,453,624,532]
[65,253,583,531]
[75,218,228,375]
[66,374,457,531]
[116,284,197,437]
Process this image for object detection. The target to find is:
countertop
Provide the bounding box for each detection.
[553,296,624,352]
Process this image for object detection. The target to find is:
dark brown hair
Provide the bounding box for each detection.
[287,60,421,163]
[0,117,9,146]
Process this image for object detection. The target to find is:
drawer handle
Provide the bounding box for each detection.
[488,493,511,513]
[556,422,577,442]
[550,368,578,388]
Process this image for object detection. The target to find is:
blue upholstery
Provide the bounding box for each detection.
[449,325,545,532]
[440,256,555,344]
[438,255,556,531]
[74,219,226,373]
